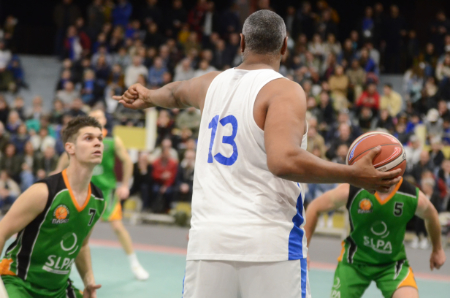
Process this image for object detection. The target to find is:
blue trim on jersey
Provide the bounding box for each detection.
[288,192,305,260]
[301,258,307,298]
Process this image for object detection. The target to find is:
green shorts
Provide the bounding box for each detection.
[330,260,418,298]
[2,275,83,298]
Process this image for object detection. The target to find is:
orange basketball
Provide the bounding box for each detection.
[55,206,68,220]
[346,132,406,177]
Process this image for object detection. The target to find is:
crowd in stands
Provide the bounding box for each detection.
[0,1,449,240]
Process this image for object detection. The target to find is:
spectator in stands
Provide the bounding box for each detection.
[148,57,167,87]
[56,69,72,91]
[25,96,46,121]
[53,0,82,58]
[174,58,194,82]
[373,109,395,132]
[176,107,201,138]
[49,99,65,125]
[0,143,22,182]
[0,170,20,211]
[131,151,153,211]
[425,108,443,139]
[56,81,80,108]
[404,64,424,103]
[31,126,56,153]
[7,56,27,92]
[12,96,25,120]
[317,91,335,129]
[326,123,353,160]
[164,0,187,38]
[308,34,326,60]
[6,110,21,134]
[382,5,406,73]
[125,56,148,88]
[112,0,132,28]
[430,10,450,55]
[144,23,165,49]
[151,147,178,213]
[339,39,355,65]
[0,122,10,153]
[91,45,113,66]
[80,69,99,105]
[404,135,423,172]
[11,124,29,154]
[113,47,132,70]
[0,41,14,92]
[306,117,326,158]
[329,65,349,111]
[212,39,228,70]
[356,83,380,112]
[437,159,450,193]
[22,141,37,174]
[359,47,377,75]
[380,83,403,117]
[435,53,450,85]
[175,149,195,202]
[410,150,434,183]
[67,98,87,118]
[87,0,105,40]
[64,26,90,61]
[194,59,216,77]
[429,137,445,170]
[34,146,58,177]
[346,59,366,102]
[152,138,179,162]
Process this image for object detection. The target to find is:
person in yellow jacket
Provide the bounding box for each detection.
[380,83,403,117]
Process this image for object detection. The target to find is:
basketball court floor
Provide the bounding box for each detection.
[3,222,450,297]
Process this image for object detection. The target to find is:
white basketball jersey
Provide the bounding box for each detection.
[187,68,308,262]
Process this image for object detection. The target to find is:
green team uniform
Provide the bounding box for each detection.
[91,134,120,221]
[0,171,105,298]
[331,179,419,298]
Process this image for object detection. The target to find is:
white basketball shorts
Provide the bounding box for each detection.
[182,259,311,298]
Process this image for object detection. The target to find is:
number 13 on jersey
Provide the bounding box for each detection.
[207,115,238,166]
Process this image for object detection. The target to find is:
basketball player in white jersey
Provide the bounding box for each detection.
[113,10,401,298]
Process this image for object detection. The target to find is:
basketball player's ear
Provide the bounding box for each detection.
[64,142,75,156]
[280,36,288,56]
[240,33,245,53]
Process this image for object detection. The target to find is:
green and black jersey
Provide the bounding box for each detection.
[0,169,105,290]
[339,178,418,265]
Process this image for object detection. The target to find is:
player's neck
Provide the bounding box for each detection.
[237,55,280,72]
[65,162,94,194]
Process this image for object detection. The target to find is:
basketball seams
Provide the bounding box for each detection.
[348,143,402,165]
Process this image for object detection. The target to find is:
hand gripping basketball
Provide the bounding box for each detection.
[351,146,402,194]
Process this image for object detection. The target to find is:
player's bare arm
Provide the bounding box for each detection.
[75,229,101,298]
[114,136,133,200]
[260,79,401,193]
[0,183,48,253]
[112,71,221,111]
[304,184,350,246]
[415,191,446,270]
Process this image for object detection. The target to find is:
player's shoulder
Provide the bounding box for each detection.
[36,172,65,197]
[261,78,305,104]
[396,178,418,198]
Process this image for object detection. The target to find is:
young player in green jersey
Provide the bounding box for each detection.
[55,109,149,280]
[0,116,106,298]
[305,178,446,298]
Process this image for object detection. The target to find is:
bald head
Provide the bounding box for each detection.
[242,10,286,57]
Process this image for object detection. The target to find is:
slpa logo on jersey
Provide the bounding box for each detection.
[358,199,373,213]
[363,221,392,254]
[52,205,69,224]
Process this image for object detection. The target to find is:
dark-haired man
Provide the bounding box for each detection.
[114,9,401,298]
[54,109,149,281]
[0,116,105,298]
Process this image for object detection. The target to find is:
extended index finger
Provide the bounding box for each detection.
[112,96,123,101]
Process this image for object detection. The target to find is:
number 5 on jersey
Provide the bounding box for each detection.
[207,115,238,166]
